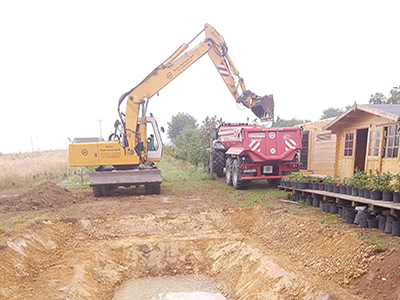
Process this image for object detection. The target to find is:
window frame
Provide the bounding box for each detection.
[383,125,400,159]
[368,130,381,157]
[344,132,354,157]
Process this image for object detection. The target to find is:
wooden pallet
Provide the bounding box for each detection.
[279,186,400,215]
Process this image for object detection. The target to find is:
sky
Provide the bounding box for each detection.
[1,0,399,154]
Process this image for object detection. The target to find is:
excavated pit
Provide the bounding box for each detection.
[3,181,400,299]
[0,201,375,300]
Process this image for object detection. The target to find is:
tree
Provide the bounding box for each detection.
[167,112,197,144]
[369,93,387,104]
[387,86,400,104]
[174,127,205,166]
[272,116,310,127]
[320,107,344,120]
[369,86,400,104]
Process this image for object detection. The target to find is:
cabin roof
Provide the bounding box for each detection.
[323,104,400,131]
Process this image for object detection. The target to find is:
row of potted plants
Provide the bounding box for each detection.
[280,169,400,202]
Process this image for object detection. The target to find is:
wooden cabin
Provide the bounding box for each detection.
[296,118,336,176]
[323,104,400,178]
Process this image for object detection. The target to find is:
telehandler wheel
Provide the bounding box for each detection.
[92,186,102,198]
[225,157,233,186]
[213,151,225,178]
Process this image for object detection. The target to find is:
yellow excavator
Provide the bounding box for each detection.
[68,23,274,197]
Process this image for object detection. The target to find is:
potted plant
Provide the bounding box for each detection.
[352,168,368,197]
[280,176,289,187]
[363,169,373,199]
[343,177,354,195]
[323,175,335,192]
[355,169,369,198]
[370,169,393,201]
[311,176,322,190]
[393,173,400,203]
[333,175,341,193]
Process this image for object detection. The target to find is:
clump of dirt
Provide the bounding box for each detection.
[1,181,77,212]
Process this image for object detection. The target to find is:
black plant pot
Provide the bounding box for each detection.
[330,204,338,214]
[324,183,329,191]
[382,191,393,202]
[358,188,365,198]
[371,190,383,200]
[327,184,334,192]
[312,197,320,207]
[367,217,378,229]
[339,185,347,194]
[297,182,308,189]
[364,189,371,199]
[318,183,325,190]
[378,215,387,231]
[312,182,319,190]
[352,187,359,197]
[334,185,340,193]
[394,192,400,203]
[346,186,353,195]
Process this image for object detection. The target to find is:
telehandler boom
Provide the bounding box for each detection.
[68,23,274,197]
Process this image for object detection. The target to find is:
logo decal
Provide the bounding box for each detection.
[249,133,265,138]
[270,148,276,154]
[81,149,88,156]
[269,132,276,139]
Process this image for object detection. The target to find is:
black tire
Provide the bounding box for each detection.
[92,186,102,197]
[267,179,279,187]
[101,185,112,197]
[145,183,161,195]
[232,159,251,190]
[213,151,225,178]
[226,157,233,186]
[152,183,161,195]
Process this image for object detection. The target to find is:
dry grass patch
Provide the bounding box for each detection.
[0,150,69,189]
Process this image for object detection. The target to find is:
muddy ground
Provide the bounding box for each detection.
[1,181,400,299]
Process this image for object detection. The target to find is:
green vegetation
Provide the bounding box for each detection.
[0,213,37,234]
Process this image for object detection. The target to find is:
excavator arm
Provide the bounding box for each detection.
[119,23,274,159]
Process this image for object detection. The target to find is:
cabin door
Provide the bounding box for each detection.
[354,128,368,172]
[299,131,309,170]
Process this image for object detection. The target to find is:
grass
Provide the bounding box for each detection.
[0,150,69,190]
[0,213,37,235]
[0,149,101,190]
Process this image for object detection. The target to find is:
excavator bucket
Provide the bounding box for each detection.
[251,94,274,122]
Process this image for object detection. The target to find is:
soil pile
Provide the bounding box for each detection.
[0,181,77,212]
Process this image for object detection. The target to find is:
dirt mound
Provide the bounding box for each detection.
[1,181,77,212]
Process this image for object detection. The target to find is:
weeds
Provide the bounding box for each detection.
[0,213,37,234]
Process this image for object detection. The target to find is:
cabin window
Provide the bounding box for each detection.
[368,130,381,157]
[383,125,400,158]
[344,133,354,156]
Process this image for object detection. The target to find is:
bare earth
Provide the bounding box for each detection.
[0,181,400,300]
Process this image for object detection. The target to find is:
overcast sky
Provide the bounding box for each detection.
[1,0,399,154]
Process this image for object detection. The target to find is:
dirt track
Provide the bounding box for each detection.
[1,182,400,299]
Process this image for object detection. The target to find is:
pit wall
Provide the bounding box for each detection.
[0,207,371,299]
